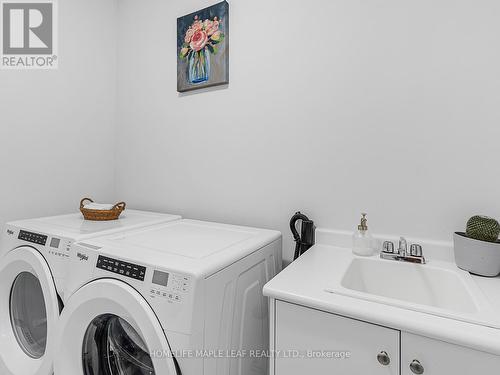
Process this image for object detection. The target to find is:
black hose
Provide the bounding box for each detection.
[290,212,311,260]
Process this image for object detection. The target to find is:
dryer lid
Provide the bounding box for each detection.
[113,220,257,259]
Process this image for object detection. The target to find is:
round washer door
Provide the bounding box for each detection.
[55,278,178,375]
[0,246,60,375]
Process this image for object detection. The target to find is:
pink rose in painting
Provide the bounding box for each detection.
[191,19,203,31]
[185,27,195,43]
[205,20,219,36]
[203,19,213,30]
[190,30,208,51]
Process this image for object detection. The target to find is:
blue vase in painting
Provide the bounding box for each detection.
[188,47,210,84]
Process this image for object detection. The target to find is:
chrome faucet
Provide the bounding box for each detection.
[380,237,425,264]
[398,237,407,257]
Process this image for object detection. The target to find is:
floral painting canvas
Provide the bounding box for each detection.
[177,1,229,92]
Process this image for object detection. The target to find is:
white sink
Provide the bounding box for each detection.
[326,256,500,328]
[342,257,477,313]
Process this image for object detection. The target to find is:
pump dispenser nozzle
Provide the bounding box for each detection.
[358,213,368,231]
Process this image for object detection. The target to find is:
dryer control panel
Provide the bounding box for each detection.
[149,271,191,304]
[96,255,146,281]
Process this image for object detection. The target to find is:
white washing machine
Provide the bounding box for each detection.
[0,210,181,375]
[55,219,282,375]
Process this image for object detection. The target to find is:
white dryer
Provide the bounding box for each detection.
[55,219,282,375]
[0,210,181,375]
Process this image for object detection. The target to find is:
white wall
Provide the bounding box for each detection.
[0,0,117,226]
[114,0,500,261]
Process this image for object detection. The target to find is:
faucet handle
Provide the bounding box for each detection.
[382,241,395,253]
[410,244,423,257]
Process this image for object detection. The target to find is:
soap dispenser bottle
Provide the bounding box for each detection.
[352,213,374,256]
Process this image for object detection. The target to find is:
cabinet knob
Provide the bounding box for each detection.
[410,359,424,374]
[377,351,391,366]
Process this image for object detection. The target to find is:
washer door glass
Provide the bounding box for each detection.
[82,314,155,375]
[9,271,48,359]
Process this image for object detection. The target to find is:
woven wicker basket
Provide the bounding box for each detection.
[80,198,126,221]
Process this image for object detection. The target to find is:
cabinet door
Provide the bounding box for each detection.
[402,332,500,375]
[274,301,400,375]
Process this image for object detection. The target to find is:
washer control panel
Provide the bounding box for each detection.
[18,230,48,246]
[96,255,146,281]
[149,271,191,304]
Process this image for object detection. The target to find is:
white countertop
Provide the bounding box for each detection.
[264,230,500,356]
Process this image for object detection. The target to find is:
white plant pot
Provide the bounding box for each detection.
[454,232,500,277]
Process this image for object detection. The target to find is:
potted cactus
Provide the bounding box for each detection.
[454,215,500,277]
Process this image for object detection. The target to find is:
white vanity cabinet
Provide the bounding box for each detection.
[401,332,500,375]
[274,301,400,374]
[272,300,500,375]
